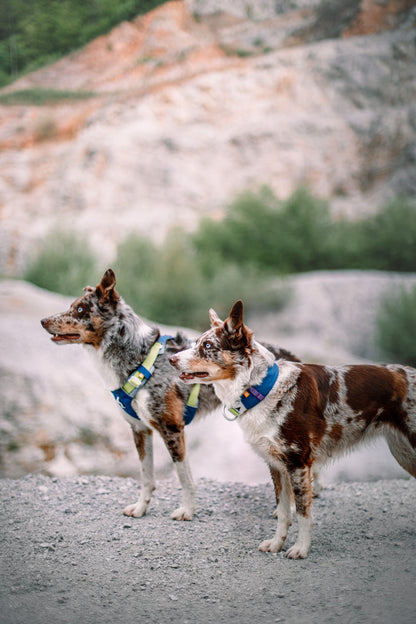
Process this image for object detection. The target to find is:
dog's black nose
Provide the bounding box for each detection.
[40,318,47,328]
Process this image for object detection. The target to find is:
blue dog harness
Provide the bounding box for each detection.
[224,362,279,420]
[111,335,200,426]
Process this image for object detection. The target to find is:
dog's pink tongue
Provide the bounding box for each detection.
[180,372,208,380]
[52,334,79,342]
[180,372,196,380]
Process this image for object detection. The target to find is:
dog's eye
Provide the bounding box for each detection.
[204,341,212,350]
[77,307,83,314]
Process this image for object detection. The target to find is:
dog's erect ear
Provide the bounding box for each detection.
[225,300,244,334]
[96,268,119,302]
[223,300,253,349]
[209,308,222,327]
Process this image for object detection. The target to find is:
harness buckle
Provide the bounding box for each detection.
[128,373,145,388]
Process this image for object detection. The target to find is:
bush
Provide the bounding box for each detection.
[358,197,416,272]
[113,229,205,328]
[194,187,416,274]
[195,186,343,274]
[113,229,289,329]
[195,187,276,274]
[375,286,416,366]
[24,228,98,296]
[273,187,335,272]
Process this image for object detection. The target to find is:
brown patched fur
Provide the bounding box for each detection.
[150,386,187,462]
[133,429,150,462]
[170,299,416,558]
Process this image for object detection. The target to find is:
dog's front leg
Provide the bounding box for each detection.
[157,425,195,520]
[171,455,196,521]
[285,466,313,559]
[259,466,292,554]
[123,428,155,518]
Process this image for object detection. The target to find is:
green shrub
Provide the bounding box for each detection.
[358,197,416,272]
[195,187,276,274]
[24,228,98,296]
[273,187,335,272]
[194,186,337,274]
[114,229,205,328]
[113,229,289,329]
[194,187,416,274]
[375,286,416,366]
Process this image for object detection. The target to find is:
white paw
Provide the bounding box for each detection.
[123,502,148,518]
[285,543,309,559]
[258,537,285,553]
[170,506,193,521]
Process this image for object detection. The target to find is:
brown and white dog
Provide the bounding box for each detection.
[169,300,416,558]
[41,270,298,521]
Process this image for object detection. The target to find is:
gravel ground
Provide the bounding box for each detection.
[1,475,415,624]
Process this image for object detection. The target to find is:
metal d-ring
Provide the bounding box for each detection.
[222,404,240,421]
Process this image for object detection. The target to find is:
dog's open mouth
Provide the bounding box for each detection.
[51,333,81,343]
[179,371,209,381]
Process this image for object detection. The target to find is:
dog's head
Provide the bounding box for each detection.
[40,269,119,348]
[169,300,254,383]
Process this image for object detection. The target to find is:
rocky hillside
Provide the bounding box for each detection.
[1,0,416,274]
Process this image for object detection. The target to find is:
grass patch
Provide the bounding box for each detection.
[0,88,97,106]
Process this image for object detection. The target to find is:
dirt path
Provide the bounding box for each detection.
[1,475,415,624]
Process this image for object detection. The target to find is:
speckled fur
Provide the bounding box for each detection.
[170,300,416,558]
[41,270,299,521]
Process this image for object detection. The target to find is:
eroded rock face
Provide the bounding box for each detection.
[1,1,416,275]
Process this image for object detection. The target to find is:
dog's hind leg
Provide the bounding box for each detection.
[259,466,292,553]
[123,427,156,517]
[285,466,313,559]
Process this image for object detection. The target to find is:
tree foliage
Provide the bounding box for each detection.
[0,0,165,86]
[194,188,416,274]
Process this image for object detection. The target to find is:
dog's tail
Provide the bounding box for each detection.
[262,342,300,363]
[166,331,192,353]
[386,430,416,478]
